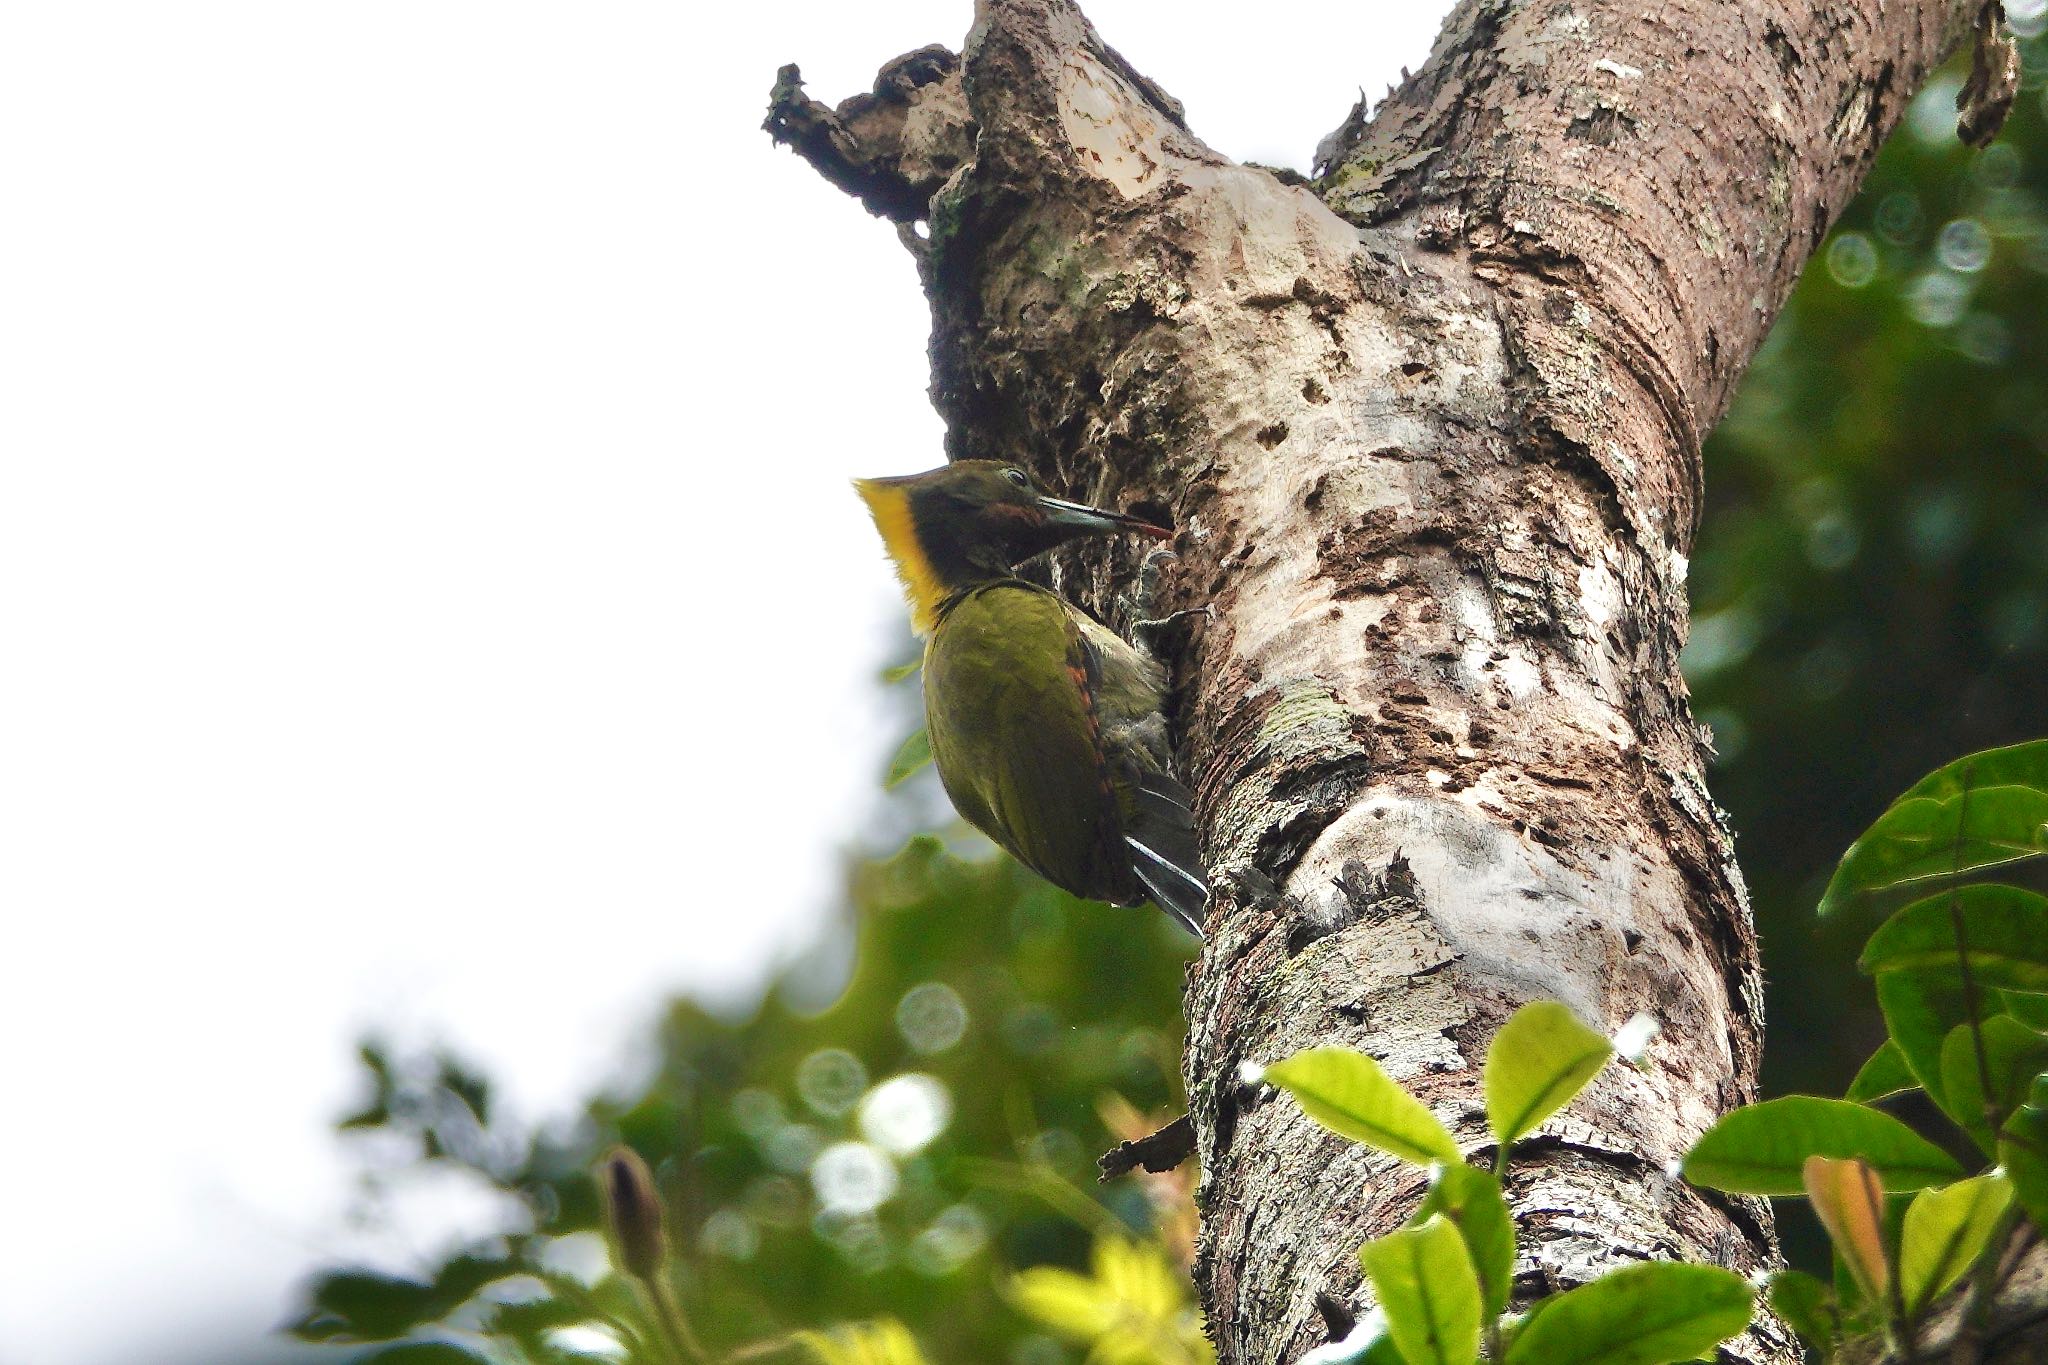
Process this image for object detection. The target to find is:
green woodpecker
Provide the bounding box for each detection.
[856,461,1208,936]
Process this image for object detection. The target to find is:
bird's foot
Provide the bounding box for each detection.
[1122,547,1210,652]
[1131,605,1213,654]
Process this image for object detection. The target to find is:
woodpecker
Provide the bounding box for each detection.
[856,461,1208,936]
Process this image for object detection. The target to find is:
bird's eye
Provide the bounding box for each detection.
[1003,467,1029,487]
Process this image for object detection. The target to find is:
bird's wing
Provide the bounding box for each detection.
[1071,616,1208,937]
[924,583,1133,904]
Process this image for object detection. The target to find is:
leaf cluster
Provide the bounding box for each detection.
[1262,1002,1753,1365]
[1682,742,2048,1361]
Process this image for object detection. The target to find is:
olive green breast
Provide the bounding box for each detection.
[923,581,1148,905]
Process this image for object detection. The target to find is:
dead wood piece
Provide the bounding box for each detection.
[1099,1114,1196,1179]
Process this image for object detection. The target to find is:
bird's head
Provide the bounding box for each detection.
[855,460,1170,633]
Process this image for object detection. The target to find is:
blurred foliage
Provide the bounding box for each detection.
[1692,39,2048,1106]
[286,33,2048,1365]
[291,818,1200,1362]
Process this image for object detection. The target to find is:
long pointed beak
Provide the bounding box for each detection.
[1038,495,1173,540]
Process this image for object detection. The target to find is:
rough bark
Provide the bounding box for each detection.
[767,0,1995,1360]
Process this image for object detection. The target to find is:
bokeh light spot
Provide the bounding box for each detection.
[796,1048,868,1116]
[1825,232,1878,288]
[907,1203,989,1276]
[729,1087,783,1139]
[697,1208,760,1261]
[1907,271,1969,328]
[895,981,968,1054]
[810,1142,899,1215]
[1804,511,1861,571]
[858,1073,953,1155]
[762,1123,824,1175]
[1935,219,1992,274]
[1875,191,1923,244]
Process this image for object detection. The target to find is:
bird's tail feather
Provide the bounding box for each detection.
[1126,768,1208,937]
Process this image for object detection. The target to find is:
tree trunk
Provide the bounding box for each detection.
[767,1,1988,1359]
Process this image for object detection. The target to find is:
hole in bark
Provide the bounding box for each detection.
[1765,22,1799,74]
[1400,360,1431,378]
[1623,928,1645,953]
[1301,377,1330,404]
[1567,103,1636,145]
[1256,421,1289,448]
[1126,496,1172,529]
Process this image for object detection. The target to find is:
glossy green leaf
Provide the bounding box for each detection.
[1765,1269,1838,1356]
[1682,1095,1963,1194]
[1484,1001,1613,1147]
[1502,1262,1753,1365]
[1412,1164,1517,1320]
[884,728,933,788]
[1358,1215,1482,1365]
[1845,1039,1918,1103]
[1264,1047,1461,1165]
[1860,885,2048,990]
[1820,788,2048,916]
[1897,741,2048,803]
[1877,970,1965,1109]
[1937,1015,2048,1152]
[1899,1173,2013,1321]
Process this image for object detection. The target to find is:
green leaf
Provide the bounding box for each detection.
[1999,988,2048,1030]
[1358,1215,1483,1365]
[1860,885,2048,991]
[1412,1164,1517,1320]
[881,659,922,684]
[1264,1047,1461,1165]
[1765,1269,1839,1356]
[1819,764,2048,915]
[1897,741,2048,803]
[885,728,933,788]
[1503,1262,1753,1365]
[1937,1015,2048,1152]
[290,1271,446,1342]
[1877,970,1966,1109]
[1899,1173,2014,1321]
[1484,1001,1614,1148]
[487,1293,588,1339]
[1682,1095,1963,1194]
[2001,1091,2048,1237]
[1845,1039,1918,1103]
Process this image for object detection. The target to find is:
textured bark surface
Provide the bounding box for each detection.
[769,1,1988,1360]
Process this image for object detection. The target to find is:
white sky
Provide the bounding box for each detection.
[0,4,1450,1361]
